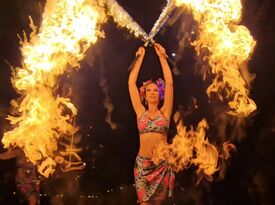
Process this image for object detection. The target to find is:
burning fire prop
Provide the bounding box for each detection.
[2,0,255,181]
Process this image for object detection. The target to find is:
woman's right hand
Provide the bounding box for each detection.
[154,43,167,59]
[136,46,145,58]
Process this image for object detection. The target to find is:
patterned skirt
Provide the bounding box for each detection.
[134,155,175,203]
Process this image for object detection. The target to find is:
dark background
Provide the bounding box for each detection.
[0,0,275,204]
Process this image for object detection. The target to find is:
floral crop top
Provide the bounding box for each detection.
[137,111,169,136]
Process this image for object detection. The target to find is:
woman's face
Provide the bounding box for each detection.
[145,83,159,104]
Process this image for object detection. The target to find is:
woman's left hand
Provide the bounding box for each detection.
[154,43,167,59]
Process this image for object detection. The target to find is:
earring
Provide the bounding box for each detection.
[145,100,148,106]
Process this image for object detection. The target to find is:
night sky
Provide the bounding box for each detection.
[0,0,275,204]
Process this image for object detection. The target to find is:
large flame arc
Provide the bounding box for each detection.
[2,0,106,177]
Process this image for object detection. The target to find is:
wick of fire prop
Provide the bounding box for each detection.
[129,0,176,70]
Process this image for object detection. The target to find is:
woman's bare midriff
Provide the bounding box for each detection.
[138,132,168,158]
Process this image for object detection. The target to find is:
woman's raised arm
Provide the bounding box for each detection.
[154,43,174,118]
[128,47,146,117]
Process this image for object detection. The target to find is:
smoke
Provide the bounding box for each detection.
[245,112,275,205]
[98,60,118,130]
[167,9,197,75]
[85,44,118,131]
[211,107,250,143]
[246,170,273,205]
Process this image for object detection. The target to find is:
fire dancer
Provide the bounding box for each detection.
[128,43,175,204]
[0,148,40,205]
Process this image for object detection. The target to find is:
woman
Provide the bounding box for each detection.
[128,43,175,205]
[0,148,40,205]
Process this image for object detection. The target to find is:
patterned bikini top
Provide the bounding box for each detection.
[137,111,169,136]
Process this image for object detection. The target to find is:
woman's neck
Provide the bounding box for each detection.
[147,103,158,113]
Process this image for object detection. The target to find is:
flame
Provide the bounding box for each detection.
[220,141,236,160]
[191,119,219,182]
[2,0,106,177]
[175,0,256,117]
[153,112,231,183]
[153,112,194,172]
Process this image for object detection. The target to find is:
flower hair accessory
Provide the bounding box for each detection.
[139,78,165,102]
[155,78,165,100]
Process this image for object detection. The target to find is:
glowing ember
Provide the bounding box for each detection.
[175,0,257,117]
[2,0,106,177]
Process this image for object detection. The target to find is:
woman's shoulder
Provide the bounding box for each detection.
[136,107,147,119]
[160,108,171,121]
